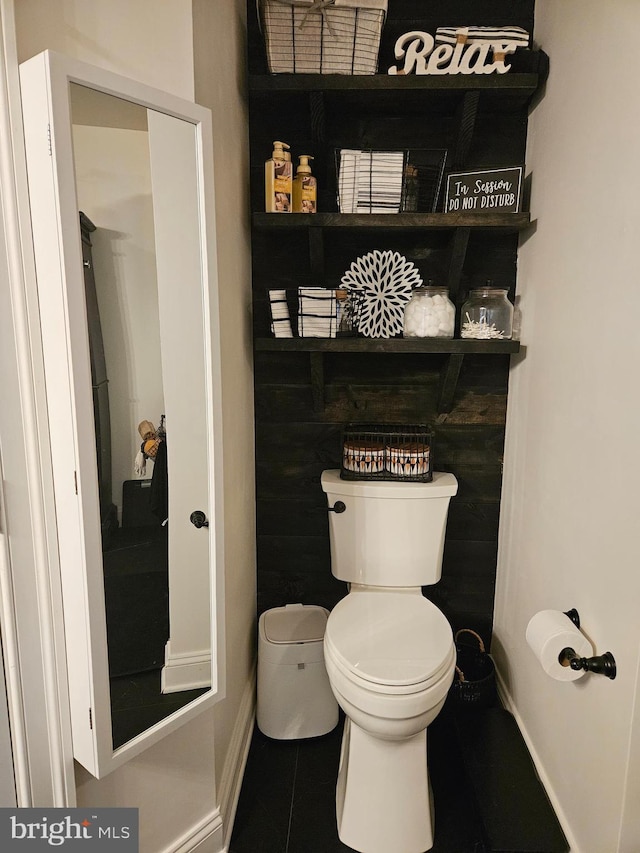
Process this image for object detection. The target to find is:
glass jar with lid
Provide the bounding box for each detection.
[460,284,514,340]
[403,283,455,339]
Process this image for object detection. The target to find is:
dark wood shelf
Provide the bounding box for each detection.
[256,336,520,413]
[248,67,546,113]
[255,337,520,354]
[249,72,541,95]
[252,212,531,233]
[249,50,542,415]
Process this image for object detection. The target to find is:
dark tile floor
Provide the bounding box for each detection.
[230,705,485,853]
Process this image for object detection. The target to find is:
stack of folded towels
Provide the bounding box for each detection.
[297,288,338,338]
[338,149,405,213]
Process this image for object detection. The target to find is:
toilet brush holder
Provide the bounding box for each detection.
[450,629,496,709]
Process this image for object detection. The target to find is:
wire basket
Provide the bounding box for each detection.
[401,149,449,213]
[450,629,497,710]
[340,424,433,482]
[258,0,386,75]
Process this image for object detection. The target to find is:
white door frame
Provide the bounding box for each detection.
[0,0,75,806]
[0,632,16,806]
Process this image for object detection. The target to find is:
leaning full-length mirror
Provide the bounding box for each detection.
[20,51,225,778]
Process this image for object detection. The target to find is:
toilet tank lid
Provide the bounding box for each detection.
[262,604,328,644]
[321,470,458,499]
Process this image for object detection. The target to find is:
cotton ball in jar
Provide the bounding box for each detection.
[403,286,455,338]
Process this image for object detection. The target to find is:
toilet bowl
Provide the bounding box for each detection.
[324,590,455,853]
[324,591,455,737]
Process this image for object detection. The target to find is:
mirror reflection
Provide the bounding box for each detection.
[71,84,210,749]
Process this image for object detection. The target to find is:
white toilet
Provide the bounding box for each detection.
[321,469,459,853]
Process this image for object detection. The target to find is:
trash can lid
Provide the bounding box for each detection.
[263,604,328,644]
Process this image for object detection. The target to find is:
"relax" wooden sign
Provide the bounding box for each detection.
[388,30,525,76]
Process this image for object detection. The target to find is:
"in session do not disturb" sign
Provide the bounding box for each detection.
[444,167,523,214]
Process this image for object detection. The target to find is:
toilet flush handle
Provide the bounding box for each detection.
[328,501,346,514]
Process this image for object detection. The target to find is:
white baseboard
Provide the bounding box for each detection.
[159,809,224,853]
[157,668,255,853]
[496,671,578,853]
[162,640,212,693]
[219,667,256,852]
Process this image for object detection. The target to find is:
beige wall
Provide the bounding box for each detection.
[191,0,256,802]
[15,0,255,848]
[15,0,195,99]
[493,3,640,851]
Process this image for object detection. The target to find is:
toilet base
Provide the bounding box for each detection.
[336,717,434,853]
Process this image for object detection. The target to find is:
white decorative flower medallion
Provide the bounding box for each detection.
[341,250,422,338]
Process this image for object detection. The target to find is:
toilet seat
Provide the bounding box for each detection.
[324,592,454,695]
[325,639,455,699]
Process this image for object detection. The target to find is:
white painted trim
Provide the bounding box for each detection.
[162,641,212,693]
[0,0,75,806]
[219,668,256,851]
[0,612,17,805]
[159,808,225,853]
[619,640,640,851]
[0,509,27,804]
[496,669,578,853]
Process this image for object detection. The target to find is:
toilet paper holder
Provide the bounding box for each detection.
[558,647,617,679]
[559,609,617,680]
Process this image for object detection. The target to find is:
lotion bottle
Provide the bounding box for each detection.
[292,155,317,213]
[265,141,292,213]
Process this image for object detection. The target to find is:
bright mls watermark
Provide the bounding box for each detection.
[0,809,138,850]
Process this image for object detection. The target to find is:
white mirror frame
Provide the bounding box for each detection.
[19,50,225,778]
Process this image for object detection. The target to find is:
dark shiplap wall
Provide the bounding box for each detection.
[255,351,509,642]
[249,0,536,646]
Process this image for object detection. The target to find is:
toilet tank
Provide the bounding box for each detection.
[321,470,458,587]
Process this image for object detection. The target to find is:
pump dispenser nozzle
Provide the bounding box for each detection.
[296,155,314,175]
[272,140,290,160]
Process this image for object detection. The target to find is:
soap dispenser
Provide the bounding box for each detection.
[292,155,317,213]
[265,141,292,213]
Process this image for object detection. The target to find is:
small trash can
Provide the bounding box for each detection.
[257,603,339,740]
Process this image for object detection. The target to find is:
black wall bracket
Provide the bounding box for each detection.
[558,609,617,679]
[559,648,617,680]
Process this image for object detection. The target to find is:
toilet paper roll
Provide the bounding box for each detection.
[526,610,594,682]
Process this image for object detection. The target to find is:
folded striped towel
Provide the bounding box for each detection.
[338,149,405,214]
[436,26,530,48]
[298,287,338,338]
[269,289,293,338]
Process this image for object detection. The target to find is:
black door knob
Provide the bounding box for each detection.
[190,510,209,528]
